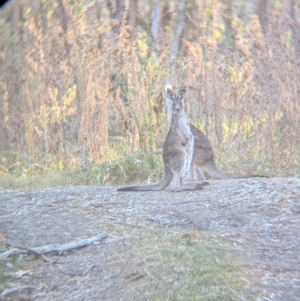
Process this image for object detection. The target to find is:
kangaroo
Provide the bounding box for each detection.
[164,85,266,180]
[117,87,209,192]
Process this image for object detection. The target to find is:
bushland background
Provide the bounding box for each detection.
[1,2,300,300]
[0,0,300,187]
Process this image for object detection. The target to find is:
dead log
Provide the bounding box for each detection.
[0,233,108,259]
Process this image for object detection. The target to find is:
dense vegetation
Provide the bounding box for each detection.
[0,0,299,187]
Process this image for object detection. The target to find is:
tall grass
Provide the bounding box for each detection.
[0,0,299,187]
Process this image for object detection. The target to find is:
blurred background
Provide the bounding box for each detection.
[0,0,299,187]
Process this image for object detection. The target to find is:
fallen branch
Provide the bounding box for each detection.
[0,286,35,299]
[58,264,98,276]
[0,233,108,259]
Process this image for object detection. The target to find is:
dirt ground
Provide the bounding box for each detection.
[1,177,300,301]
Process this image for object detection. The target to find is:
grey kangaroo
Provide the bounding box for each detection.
[117,87,209,192]
[164,85,266,180]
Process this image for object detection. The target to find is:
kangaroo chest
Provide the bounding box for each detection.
[176,115,193,148]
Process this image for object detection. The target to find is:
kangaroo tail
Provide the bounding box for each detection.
[117,173,173,192]
[204,156,268,180]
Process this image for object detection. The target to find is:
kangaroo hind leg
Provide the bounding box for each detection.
[172,172,208,192]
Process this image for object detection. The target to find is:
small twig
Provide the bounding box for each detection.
[58,270,82,276]
[58,264,98,277]
[143,266,155,279]
[82,264,97,276]
[92,202,124,207]
[104,236,128,244]
[0,286,35,299]
[0,233,108,259]
[40,254,57,263]
[172,200,211,205]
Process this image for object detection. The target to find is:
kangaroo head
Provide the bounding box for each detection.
[166,87,186,114]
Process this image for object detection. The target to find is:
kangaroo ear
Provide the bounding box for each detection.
[166,87,175,100]
[179,87,186,99]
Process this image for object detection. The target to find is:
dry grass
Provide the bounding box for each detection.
[132,228,257,301]
[0,0,299,186]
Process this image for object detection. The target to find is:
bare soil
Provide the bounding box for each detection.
[1,177,300,301]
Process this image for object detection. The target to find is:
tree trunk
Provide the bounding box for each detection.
[222,0,235,49]
[151,0,162,55]
[256,0,268,33]
[125,0,137,41]
[170,0,186,64]
[110,0,125,36]
[290,0,300,58]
